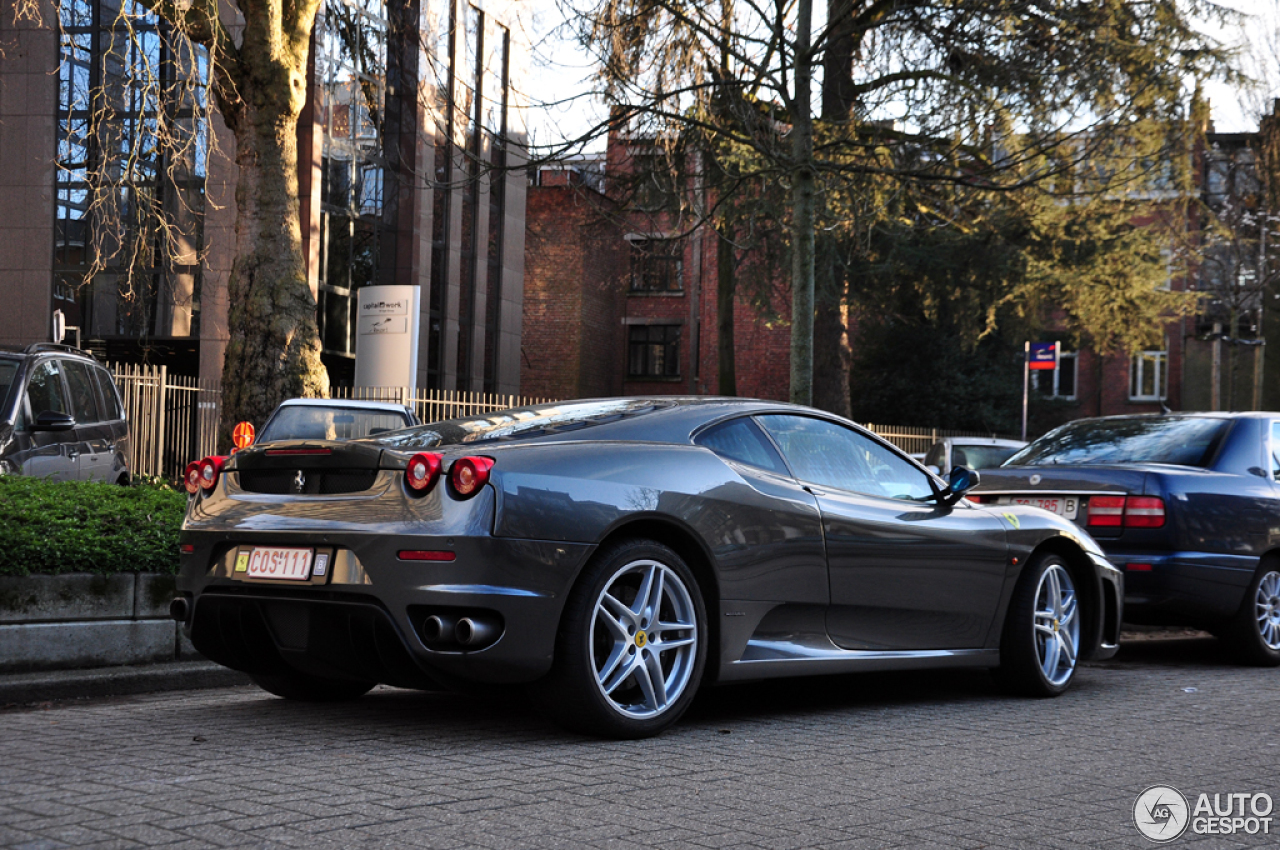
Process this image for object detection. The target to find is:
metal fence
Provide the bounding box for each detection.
[861,423,1017,455]
[109,363,221,481]
[330,386,554,424]
[107,369,1009,481]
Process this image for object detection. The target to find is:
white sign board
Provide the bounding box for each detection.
[354,285,421,389]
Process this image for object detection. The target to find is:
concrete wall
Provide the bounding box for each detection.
[0,574,197,673]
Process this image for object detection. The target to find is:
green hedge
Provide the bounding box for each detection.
[0,475,186,576]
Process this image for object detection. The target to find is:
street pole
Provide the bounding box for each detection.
[1022,341,1029,442]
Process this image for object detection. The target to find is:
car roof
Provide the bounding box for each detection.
[275,398,413,413]
[941,437,1026,447]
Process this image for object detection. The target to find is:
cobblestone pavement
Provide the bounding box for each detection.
[3,636,1279,849]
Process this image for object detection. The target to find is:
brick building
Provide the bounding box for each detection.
[522,135,791,403]
[0,0,528,393]
[525,117,1274,431]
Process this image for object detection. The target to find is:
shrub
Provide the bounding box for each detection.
[0,476,185,576]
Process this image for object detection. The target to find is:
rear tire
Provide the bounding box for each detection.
[250,670,375,701]
[1224,565,1280,667]
[993,553,1081,697]
[532,539,707,739]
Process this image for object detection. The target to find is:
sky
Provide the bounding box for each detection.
[514,0,1280,150]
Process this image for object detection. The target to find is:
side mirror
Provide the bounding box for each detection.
[33,410,75,432]
[944,465,980,505]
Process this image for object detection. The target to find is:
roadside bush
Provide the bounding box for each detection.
[0,476,185,576]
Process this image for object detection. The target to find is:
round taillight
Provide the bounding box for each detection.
[449,456,494,498]
[183,461,202,495]
[198,456,225,492]
[405,452,443,493]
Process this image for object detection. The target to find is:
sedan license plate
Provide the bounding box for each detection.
[237,546,314,581]
[1007,496,1078,520]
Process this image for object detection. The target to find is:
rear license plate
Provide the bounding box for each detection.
[237,546,314,581]
[1006,496,1078,520]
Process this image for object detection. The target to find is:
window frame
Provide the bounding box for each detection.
[626,323,682,380]
[1129,347,1169,402]
[1033,350,1078,400]
[627,237,683,294]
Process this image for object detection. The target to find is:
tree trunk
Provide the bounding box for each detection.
[218,93,328,445]
[812,236,851,416]
[716,226,737,395]
[789,0,815,407]
[811,0,857,418]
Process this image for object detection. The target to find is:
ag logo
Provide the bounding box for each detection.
[1134,785,1190,843]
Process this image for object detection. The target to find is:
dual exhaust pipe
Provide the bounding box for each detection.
[422,613,501,649]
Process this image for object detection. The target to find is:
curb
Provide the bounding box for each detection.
[0,661,251,707]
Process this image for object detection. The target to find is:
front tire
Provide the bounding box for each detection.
[250,670,375,701]
[534,539,707,738]
[1224,565,1280,666]
[993,553,1081,697]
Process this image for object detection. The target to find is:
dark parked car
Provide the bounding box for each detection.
[972,412,1280,665]
[0,344,130,483]
[175,398,1122,737]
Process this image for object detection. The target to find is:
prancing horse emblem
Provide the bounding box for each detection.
[293,470,306,493]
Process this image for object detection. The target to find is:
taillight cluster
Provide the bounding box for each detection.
[1086,495,1165,528]
[183,456,226,495]
[403,453,493,498]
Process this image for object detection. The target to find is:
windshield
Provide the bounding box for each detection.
[1005,417,1231,468]
[260,406,412,442]
[0,358,18,422]
[378,399,669,448]
[951,445,1021,469]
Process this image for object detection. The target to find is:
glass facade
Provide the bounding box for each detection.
[55,0,207,341]
[315,0,396,377]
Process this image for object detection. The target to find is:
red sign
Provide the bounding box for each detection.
[232,421,256,449]
[1028,342,1058,370]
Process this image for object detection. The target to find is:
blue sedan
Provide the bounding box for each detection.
[972,412,1280,665]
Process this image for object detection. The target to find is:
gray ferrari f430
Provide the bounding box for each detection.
[175,398,1122,737]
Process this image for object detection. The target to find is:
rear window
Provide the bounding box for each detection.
[261,406,414,442]
[380,399,669,448]
[951,445,1021,469]
[1006,417,1230,468]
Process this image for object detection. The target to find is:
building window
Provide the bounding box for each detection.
[629,239,682,293]
[1032,351,1077,399]
[56,0,208,341]
[1130,349,1168,401]
[628,325,681,378]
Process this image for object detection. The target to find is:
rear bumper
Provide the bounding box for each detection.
[176,531,594,686]
[1102,549,1256,626]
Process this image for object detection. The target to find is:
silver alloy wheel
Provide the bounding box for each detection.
[1033,563,1079,687]
[1254,570,1280,650]
[589,559,698,719]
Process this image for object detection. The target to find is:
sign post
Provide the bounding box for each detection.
[1023,341,1059,441]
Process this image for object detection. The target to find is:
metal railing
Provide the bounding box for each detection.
[105,368,1006,481]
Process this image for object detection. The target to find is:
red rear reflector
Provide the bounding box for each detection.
[450,456,494,497]
[1124,496,1166,528]
[397,550,456,562]
[265,448,333,456]
[967,494,987,503]
[1125,563,1154,572]
[180,544,195,555]
[1087,495,1125,527]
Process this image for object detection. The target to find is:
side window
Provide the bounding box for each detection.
[1271,422,1280,481]
[93,367,124,421]
[694,417,789,475]
[64,361,101,424]
[924,443,944,467]
[27,360,70,420]
[757,414,935,501]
